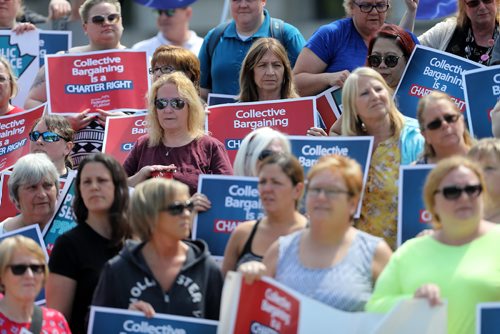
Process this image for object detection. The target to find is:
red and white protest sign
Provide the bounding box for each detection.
[0,171,16,222]
[207,97,317,163]
[0,104,45,172]
[315,86,342,131]
[102,113,147,164]
[45,50,149,115]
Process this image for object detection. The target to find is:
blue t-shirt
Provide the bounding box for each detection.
[306,17,367,73]
[199,9,305,95]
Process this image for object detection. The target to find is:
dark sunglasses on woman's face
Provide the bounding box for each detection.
[367,54,401,68]
[162,201,194,216]
[29,131,68,143]
[90,13,120,25]
[157,9,177,17]
[425,114,460,131]
[9,264,45,276]
[434,184,482,200]
[464,0,494,8]
[155,98,186,110]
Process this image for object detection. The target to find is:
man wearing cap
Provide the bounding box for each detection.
[132,0,203,59]
[198,0,305,101]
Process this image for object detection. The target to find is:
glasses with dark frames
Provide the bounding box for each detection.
[148,65,176,75]
[29,131,69,143]
[155,98,186,110]
[464,0,494,8]
[425,114,460,131]
[367,54,402,68]
[89,13,120,25]
[353,2,390,13]
[434,184,482,200]
[161,200,194,216]
[8,264,45,276]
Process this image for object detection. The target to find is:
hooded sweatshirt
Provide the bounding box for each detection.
[91,239,223,320]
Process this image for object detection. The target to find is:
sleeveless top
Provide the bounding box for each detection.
[276,229,381,311]
[235,219,264,269]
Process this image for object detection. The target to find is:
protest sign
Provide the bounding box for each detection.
[0,104,45,172]
[416,0,457,20]
[207,93,237,106]
[315,86,342,131]
[207,97,317,162]
[219,272,446,334]
[42,171,77,255]
[397,165,434,247]
[88,306,218,334]
[0,30,39,107]
[0,170,16,222]
[46,50,149,114]
[463,66,500,138]
[102,113,147,164]
[193,175,262,259]
[394,45,481,120]
[39,30,71,66]
[0,224,49,304]
[477,302,500,334]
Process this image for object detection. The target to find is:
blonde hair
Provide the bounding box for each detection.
[147,72,205,147]
[0,56,18,99]
[341,67,404,137]
[457,0,500,27]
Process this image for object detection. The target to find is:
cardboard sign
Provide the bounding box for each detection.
[193,175,262,259]
[88,306,218,334]
[102,113,147,164]
[46,50,149,114]
[397,165,434,247]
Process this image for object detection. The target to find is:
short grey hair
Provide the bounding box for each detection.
[8,153,59,204]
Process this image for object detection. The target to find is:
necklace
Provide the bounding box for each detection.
[165,147,174,157]
[464,24,498,65]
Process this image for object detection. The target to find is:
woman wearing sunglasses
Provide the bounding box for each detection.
[29,115,75,177]
[239,155,392,311]
[47,153,130,334]
[415,91,473,164]
[124,72,232,201]
[408,0,499,65]
[0,154,59,235]
[92,178,223,320]
[222,153,307,276]
[366,156,500,334]
[0,236,71,333]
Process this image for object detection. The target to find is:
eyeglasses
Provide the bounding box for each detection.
[367,54,402,68]
[155,98,186,110]
[353,2,390,13]
[90,13,120,25]
[161,200,194,216]
[149,65,176,75]
[434,184,482,200]
[29,131,68,143]
[8,264,45,276]
[464,0,494,8]
[425,114,460,131]
[158,9,177,17]
[308,187,352,199]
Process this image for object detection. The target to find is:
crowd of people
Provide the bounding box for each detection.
[0,0,499,333]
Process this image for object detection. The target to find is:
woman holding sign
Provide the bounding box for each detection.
[366,156,500,334]
[0,236,71,333]
[222,153,307,276]
[239,155,392,311]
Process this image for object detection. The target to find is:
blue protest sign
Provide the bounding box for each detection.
[397,165,434,247]
[416,0,457,20]
[88,306,218,334]
[193,175,263,259]
[477,303,500,334]
[394,45,481,120]
[39,31,71,67]
[463,66,500,139]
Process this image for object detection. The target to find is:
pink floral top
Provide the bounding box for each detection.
[0,307,71,334]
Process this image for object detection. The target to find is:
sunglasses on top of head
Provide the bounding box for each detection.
[155,98,186,110]
[9,264,45,276]
[89,13,120,25]
[161,200,194,216]
[29,131,69,143]
[464,0,494,8]
[425,114,460,131]
[367,54,402,68]
[434,184,482,200]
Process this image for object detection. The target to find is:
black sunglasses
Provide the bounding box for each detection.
[29,131,68,143]
[425,114,460,131]
[162,201,194,216]
[434,184,482,200]
[90,13,120,25]
[149,65,176,75]
[155,98,186,110]
[158,9,177,17]
[353,2,390,13]
[258,149,276,161]
[464,0,494,8]
[367,54,401,68]
[9,264,45,276]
